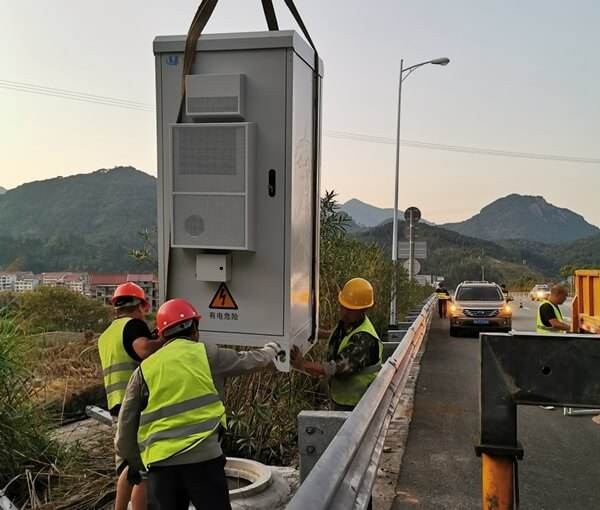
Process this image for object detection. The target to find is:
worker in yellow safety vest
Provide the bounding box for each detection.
[98,282,164,510]
[291,277,383,411]
[115,298,281,509]
[536,284,570,334]
[435,282,451,318]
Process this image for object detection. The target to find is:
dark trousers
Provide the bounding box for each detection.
[438,300,447,318]
[147,456,231,510]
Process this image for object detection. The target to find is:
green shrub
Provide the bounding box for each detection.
[17,286,111,333]
[0,317,61,503]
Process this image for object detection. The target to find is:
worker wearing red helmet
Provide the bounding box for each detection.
[116,298,280,509]
[98,282,164,510]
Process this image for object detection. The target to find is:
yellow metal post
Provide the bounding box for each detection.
[482,453,513,510]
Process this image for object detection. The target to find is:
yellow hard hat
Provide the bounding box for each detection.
[338,278,374,310]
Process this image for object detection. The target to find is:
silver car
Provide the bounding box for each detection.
[448,281,512,336]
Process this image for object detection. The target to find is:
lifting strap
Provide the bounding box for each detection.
[176,0,319,122]
[261,0,279,30]
[172,2,321,345]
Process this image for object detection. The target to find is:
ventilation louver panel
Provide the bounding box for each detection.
[185,74,245,118]
[170,123,255,251]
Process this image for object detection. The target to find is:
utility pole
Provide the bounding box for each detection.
[390,59,403,327]
[389,56,450,327]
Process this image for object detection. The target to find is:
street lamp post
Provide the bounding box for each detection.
[390,57,450,327]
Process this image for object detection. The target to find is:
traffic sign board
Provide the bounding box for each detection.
[398,241,427,259]
[403,259,421,275]
[404,207,421,223]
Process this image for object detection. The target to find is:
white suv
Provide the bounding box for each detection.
[529,284,550,301]
[449,281,512,336]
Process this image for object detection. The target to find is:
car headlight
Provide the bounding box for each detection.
[449,304,461,316]
[500,304,512,315]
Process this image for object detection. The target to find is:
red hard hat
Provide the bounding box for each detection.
[156,299,201,335]
[111,282,150,311]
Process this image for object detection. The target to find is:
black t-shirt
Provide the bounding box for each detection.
[122,318,153,363]
[539,303,561,327]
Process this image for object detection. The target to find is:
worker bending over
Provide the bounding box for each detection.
[291,277,383,411]
[537,285,570,334]
[116,298,281,509]
[98,282,164,510]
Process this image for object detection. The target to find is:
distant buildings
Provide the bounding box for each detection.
[41,272,89,294]
[0,272,16,291]
[0,270,159,310]
[0,271,39,292]
[14,272,40,292]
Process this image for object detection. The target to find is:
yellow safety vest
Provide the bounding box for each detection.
[436,292,450,300]
[98,317,138,411]
[536,300,565,334]
[329,317,383,407]
[137,338,226,469]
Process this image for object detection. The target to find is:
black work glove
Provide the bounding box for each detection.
[127,468,142,486]
[150,328,159,340]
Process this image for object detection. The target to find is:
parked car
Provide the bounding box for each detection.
[448,281,512,337]
[529,284,550,301]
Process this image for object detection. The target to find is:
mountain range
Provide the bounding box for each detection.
[442,194,599,244]
[341,194,598,244]
[2,167,600,281]
[0,167,156,273]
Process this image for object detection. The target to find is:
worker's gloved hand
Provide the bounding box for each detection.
[127,468,142,486]
[290,345,304,370]
[264,342,281,359]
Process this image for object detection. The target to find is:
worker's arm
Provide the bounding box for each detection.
[132,335,166,360]
[123,319,166,361]
[291,333,378,378]
[290,348,327,377]
[115,368,148,476]
[206,342,279,380]
[318,327,333,339]
[549,318,571,331]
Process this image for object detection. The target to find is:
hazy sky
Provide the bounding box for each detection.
[2,1,599,224]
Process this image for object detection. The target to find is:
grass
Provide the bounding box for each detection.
[0,316,64,505]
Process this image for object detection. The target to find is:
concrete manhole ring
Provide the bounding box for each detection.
[226,457,273,499]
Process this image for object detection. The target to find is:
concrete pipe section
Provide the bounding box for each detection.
[190,457,297,510]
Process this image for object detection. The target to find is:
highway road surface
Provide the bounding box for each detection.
[392,298,600,510]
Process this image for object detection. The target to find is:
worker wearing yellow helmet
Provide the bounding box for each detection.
[291,277,383,411]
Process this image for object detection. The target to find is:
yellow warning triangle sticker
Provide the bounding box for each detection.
[209,283,238,310]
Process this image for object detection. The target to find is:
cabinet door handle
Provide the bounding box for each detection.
[268,169,276,197]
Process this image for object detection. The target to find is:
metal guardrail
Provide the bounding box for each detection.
[286,294,436,510]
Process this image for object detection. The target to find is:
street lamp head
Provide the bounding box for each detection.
[430,57,450,66]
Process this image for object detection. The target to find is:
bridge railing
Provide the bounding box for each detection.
[286,294,436,510]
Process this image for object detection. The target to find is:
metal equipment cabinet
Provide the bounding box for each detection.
[154,31,323,369]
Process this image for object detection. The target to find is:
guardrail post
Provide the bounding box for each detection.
[298,410,351,481]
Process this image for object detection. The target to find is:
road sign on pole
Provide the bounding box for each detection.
[403,259,421,275]
[404,207,421,223]
[398,242,427,259]
[404,206,421,282]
